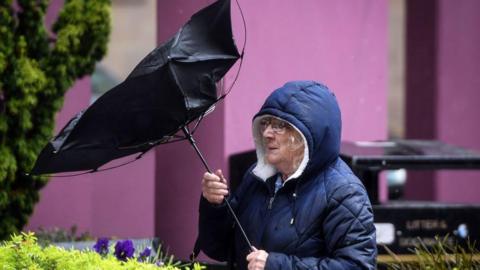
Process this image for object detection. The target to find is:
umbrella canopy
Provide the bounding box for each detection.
[31,0,240,175]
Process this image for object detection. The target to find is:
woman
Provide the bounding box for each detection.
[198,81,376,269]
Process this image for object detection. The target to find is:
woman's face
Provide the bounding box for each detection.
[260,117,304,175]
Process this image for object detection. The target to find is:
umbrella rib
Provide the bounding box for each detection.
[117,133,187,150]
[36,151,150,178]
[27,170,94,178]
[93,151,147,172]
[235,0,247,57]
[157,137,187,145]
[190,115,204,134]
[168,63,191,112]
[216,0,247,102]
[172,55,239,63]
[218,52,244,100]
[215,0,247,101]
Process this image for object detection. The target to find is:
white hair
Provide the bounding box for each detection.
[251,115,309,182]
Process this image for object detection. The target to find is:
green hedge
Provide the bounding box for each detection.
[0,232,204,270]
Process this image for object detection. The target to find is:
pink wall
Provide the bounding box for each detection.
[155,0,222,261]
[27,78,94,234]
[225,1,388,155]
[404,0,480,203]
[436,0,480,203]
[27,79,157,238]
[23,0,480,258]
[26,0,156,238]
[155,0,388,260]
[27,0,391,257]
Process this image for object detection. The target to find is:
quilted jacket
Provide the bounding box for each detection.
[198,81,376,269]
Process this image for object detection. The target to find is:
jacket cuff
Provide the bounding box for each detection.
[265,252,284,270]
[199,196,228,218]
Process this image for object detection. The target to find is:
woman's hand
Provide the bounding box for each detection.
[246,247,268,270]
[202,169,229,205]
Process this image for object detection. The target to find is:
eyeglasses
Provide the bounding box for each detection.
[259,117,289,134]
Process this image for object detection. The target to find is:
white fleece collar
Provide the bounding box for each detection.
[251,115,309,183]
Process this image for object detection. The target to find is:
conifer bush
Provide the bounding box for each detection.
[0,0,111,239]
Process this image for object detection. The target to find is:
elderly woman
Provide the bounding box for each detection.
[198,81,376,269]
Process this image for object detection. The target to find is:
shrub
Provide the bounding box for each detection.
[0,232,204,270]
[0,0,111,239]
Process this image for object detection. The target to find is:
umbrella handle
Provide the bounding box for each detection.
[182,126,254,251]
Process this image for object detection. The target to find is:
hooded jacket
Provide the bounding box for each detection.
[198,81,376,269]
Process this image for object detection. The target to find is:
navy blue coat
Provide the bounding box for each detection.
[198,81,376,269]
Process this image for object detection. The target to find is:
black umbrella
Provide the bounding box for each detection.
[31,0,253,254]
[32,0,239,175]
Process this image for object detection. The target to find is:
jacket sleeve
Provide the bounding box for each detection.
[197,195,234,261]
[197,168,255,262]
[265,182,377,270]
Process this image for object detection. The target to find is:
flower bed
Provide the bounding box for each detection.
[0,232,203,270]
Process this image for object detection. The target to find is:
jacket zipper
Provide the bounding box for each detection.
[268,193,277,209]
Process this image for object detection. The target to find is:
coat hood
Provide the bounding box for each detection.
[252,81,342,181]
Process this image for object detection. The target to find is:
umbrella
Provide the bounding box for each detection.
[31,0,239,175]
[31,0,253,257]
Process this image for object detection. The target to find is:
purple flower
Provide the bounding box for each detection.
[137,247,152,262]
[114,239,135,261]
[93,238,109,255]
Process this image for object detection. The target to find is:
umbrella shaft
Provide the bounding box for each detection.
[223,197,253,249]
[182,127,213,173]
[182,127,253,250]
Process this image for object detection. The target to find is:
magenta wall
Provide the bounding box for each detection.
[436,0,480,203]
[225,1,388,155]
[155,0,222,261]
[23,0,480,259]
[404,0,480,203]
[26,1,156,238]
[155,0,388,259]
[26,78,94,234]
[27,81,157,238]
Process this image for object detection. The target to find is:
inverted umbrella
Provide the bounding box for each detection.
[31,0,253,254]
[32,0,239,175]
